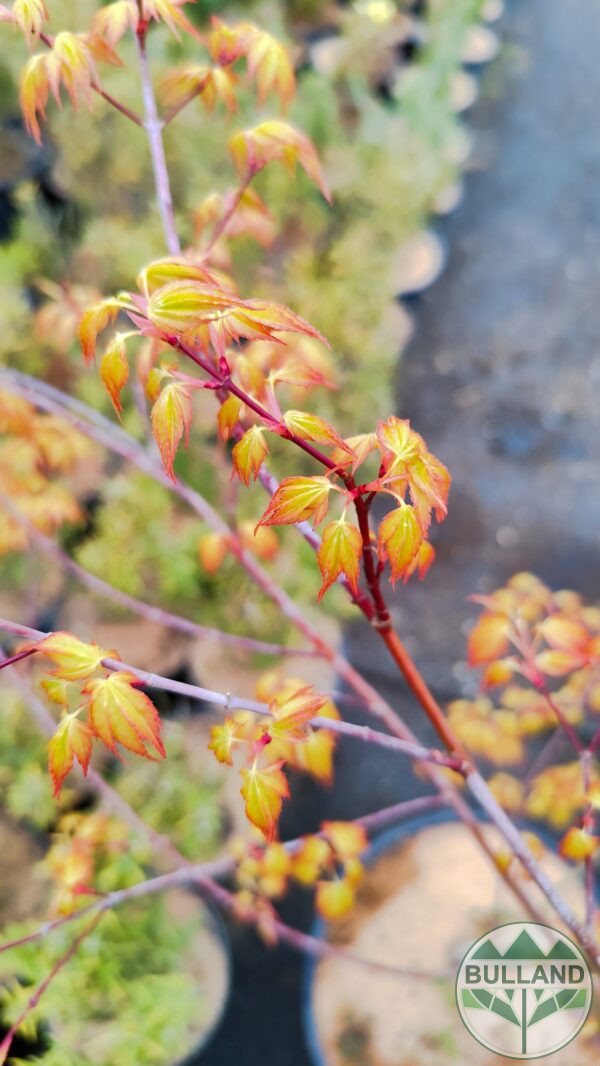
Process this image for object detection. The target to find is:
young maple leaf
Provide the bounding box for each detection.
[315,878,355,920]
[377,504,423,585]
[37,632,112,681]
[292,835,331,884]
[146,281,239,333]
[316,518,362,599]
[208,717,244,765]
[322,822,367,861]
[19,52,50,143]
[46,32,98,110]
[534,649,587,678]
[282,411,354,457]
[78,298,122,364]
[48,712,93,796]
[242,25,295,108]
[376,415,423,465]
[402,539,436,582]
[17,483,82,534]
[151,381,195,480]
[330,432,378,472]
[198,531,229,574]
[406,451,451,532]
[238,521,279,561]
[539,615,589,653]
[229,120,331,202]
[268,684,328,740]
[41,678,70,706]
[217,395,243,441]
[92,0,137,48]
[232,425,269,485]
[208,16,247,65]
[560,826,598,861]
[84,671,165,760]
[137,257,234,298]
[218,187,277,246]
[467,613,511,666]
[144,279,327,358]
[240,760,289,840]
[141,0,200,40]
[161,64,238,114]
[99,333,129,415]
[257,476,333,528]
[290,727,336,785]
[13,0,48,40]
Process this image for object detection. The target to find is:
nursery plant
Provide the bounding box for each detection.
[0,1,598,1062]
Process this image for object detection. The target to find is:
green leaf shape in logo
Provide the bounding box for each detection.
[528,988,587,1027]
[462,988,520,1025]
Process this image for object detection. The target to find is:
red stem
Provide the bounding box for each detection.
[0,646,37,670]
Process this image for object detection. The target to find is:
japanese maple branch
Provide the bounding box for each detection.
[1,494,312,659]
[581,749,596,937]
[53,15,599,963]
[0,619,464,771]
[0,795,446,960]
[134,22,180,255]
[203,174,254,255]
[0,386,568,946]
[161,73,212,126]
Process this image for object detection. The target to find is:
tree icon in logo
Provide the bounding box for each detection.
[456,923,593,1059]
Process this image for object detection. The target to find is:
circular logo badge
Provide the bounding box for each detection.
[456,922,593,1059]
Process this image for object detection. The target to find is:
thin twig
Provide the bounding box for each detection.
[134,26,180,254]
[1,494,314,659]
[162,72,212,126]
[0,618,465,771]
[0,915,102,1063]
[203,176,253,255]
[580,750,596,938]
[0,371,567,943]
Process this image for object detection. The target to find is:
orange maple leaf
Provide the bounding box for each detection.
[316,518,362,599]
[240,760,289,840]
[84,671,165,760]
[48,712,93,796]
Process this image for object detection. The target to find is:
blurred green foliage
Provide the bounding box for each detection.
[0,686,227,1063]
[0,685,225,854]
[0,895,220,1066]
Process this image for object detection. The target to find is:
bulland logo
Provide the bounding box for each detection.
[455,922,593,1059]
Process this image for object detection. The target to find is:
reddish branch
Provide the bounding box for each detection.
[2,494,314,659]
[0,372,587,962]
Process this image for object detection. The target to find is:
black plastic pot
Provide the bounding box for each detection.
[175,891,233,1066]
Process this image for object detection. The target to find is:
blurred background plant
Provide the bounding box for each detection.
[0,0,483,634]
[0,682,228,1064]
